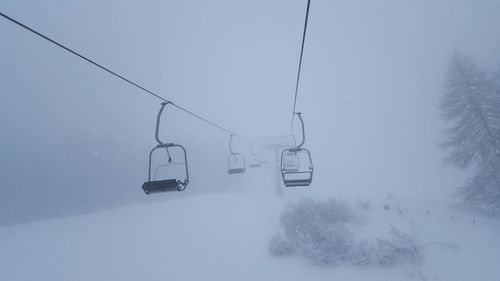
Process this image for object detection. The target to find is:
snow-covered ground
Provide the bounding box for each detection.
[1,191,499,281]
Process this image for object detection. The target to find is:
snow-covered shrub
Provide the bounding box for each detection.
[269,198,360,265]
[384,227,422,266]
[350,240,375,266]
[269,198,422,267]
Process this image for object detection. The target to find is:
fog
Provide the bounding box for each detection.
[1,0,500,237]
[3,1,500,280]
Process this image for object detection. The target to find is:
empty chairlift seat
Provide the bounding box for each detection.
[142,102,190,194]
[143,179,181,194]
[143,144,189,194]
[228,152,246,174]
[249,154,261,168]
[227,134,246,175]
[281,148,313,187]
[249,144,261,168]
[280,112,313,187]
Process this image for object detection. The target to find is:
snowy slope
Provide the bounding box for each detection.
[1,193,500,281]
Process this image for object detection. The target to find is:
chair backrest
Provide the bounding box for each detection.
[143,103,189,194]
[228,153,246,174]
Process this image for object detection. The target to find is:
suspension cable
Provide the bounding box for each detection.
[289,0,311,135]
[0,11,257,145]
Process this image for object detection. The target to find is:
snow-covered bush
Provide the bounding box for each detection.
[381,227,422,266]
[269,198,422,267]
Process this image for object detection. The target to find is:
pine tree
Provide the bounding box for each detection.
[441,51,500,210]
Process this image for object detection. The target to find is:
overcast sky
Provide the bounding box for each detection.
[2,0,500,225]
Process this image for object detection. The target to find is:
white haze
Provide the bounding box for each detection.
[1,0,500,279]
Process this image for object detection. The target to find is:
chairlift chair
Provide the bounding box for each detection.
[142,102,189,194]
[228,134,246,174]
[281,148,313,186]
[249,155,261,168]
[281,112,313,187]
[249,143,261,168]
